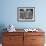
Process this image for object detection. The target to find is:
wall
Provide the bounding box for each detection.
[0,0,46,30]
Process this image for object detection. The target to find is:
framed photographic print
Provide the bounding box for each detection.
[17,7,35,22]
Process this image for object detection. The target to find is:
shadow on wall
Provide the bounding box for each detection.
[0,24,7,43]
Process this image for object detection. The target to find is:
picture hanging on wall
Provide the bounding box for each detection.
[17,7,35,22]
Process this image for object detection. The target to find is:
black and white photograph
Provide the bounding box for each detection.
[17,7,35,22]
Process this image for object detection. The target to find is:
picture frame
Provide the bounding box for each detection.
[17,7,35,22]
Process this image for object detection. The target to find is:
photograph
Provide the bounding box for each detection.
[0,0,45,46]
[17,7,35,22]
